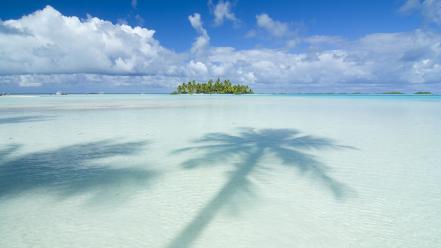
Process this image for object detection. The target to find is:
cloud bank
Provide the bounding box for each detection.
[1,5,441,92]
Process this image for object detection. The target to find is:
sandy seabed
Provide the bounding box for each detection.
[1,94,441,248]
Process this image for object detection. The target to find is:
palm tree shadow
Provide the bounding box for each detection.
[168,128,354,248]
[0,139,157,204]
[0,115,53,125]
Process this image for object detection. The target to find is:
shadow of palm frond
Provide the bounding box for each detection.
[0,115,53,125]
[168,128,354,248]
[0,140,156,203]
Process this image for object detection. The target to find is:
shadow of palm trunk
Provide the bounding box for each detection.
[167,148,264,248]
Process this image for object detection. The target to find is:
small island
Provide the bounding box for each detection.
[382,91,403,94]
[172,79,253,94]
[414,91,432,95]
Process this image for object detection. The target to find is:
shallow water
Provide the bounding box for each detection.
[1,94,441,248]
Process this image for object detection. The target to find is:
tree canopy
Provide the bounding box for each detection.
[172,79,253,94]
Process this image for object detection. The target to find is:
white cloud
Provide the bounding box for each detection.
[1,6,441,92]
[0,6,179,76]
[192,29,441,89]
[256,13,289,37]
[210,0,238,26]
[0,73,181,89]
[400,0,441,26]
[304,35,345,46]
[399,0,421,13]
[187,60,208,76]
[421,0,441,26]
[254,13,303,49]
[17,75,43,87]
[188,13,210,54]
[202,48,368,85]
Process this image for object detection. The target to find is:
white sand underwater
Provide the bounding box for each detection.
[1,94,441,248]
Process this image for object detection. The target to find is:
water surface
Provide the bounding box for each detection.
[1,94,440,247]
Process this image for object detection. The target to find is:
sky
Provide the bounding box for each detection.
[1,0,441,93]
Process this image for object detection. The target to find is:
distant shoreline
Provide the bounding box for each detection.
[1,92,440,96]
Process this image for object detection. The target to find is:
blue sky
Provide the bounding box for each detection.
[1,0,441,93]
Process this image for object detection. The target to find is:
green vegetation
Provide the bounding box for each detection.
[414,91,432,95]
[383,91,403,94]
[172,79,253,94]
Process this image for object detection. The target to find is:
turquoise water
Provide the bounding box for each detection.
[1,94,441,247]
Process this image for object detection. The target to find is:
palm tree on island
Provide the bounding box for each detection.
[172,79,253,94]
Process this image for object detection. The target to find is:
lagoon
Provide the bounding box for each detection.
[1,94,441,247]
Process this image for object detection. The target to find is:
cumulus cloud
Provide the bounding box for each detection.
[209,0,239,26]
[1,6,441,92]
[188,13,210,54]
[0,6,179,76]
[183,29,441,90]
[194,48,367,87]
[187,60,209,76]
